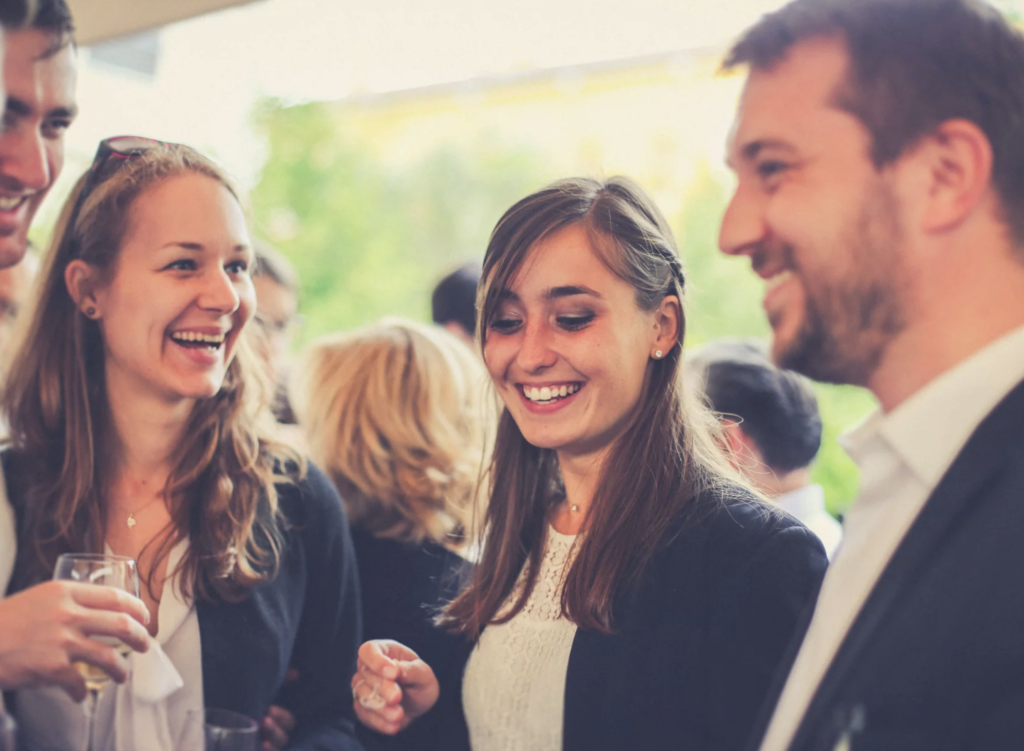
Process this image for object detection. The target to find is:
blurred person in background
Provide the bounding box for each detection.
[252,241,301,426]
[431,263,481,347]
[291,317,489,751]
[0,0,157,711]
[688,339,842,559]
[351,177,827,751]
[2,139,361,749]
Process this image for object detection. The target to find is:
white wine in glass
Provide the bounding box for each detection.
[0,712,15,751]
[74,640,133,692]
[52,553,141,751]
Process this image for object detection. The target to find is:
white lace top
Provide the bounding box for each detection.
[462,526,578,751]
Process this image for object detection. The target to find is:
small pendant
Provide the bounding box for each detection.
[127,514,136,529]
[571,504,579,512]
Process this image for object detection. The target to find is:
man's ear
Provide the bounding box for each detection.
[914,118,994,235]
[65,259,103,319]
[721,420,764,467]
[652,294,681,356]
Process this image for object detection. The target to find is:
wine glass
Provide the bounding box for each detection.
[0,712,16,751]
[186,708,259,751]
[52,553,140,751]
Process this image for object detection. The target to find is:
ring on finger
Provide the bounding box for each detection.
[352,678,387,710]
[361,683,386,710]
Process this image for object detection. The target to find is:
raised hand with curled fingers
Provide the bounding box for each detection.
[0,580,151,702]
[351,639,440,736]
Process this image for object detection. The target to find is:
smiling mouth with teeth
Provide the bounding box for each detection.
[170,331,226,350]
[522,383,581,404]
[0,195,27,212]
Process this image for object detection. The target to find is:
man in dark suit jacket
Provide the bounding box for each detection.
[718,0,1024,749]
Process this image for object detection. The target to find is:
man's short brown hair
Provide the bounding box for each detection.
[725,0,1024,247]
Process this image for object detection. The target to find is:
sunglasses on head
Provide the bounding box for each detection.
[67,136,177,248]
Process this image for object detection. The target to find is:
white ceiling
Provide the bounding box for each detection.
[67,0,264,45]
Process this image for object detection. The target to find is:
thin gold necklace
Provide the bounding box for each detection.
[123,495,164,530]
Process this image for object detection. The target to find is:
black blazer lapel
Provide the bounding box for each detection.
[743,596,821,751]
[787,377,1024,751]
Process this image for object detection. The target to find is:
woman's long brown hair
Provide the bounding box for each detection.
[2,144,303,603]
[441,176,745,636]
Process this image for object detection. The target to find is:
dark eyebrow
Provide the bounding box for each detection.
[545,285,602,300]
[5,96,32,118]
[162,242,204,252]
[4,97,78,121]
[161,242,253,255]
[49,104,78,120]
[740,139,798,163]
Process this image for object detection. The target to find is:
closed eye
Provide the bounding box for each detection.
[488,317,522,334]
[557,314,594,331]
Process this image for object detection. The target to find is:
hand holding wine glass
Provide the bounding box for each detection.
[51,554,145,751]
[0,577,150,701]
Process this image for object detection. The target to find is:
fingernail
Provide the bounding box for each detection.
[383,665,398,680]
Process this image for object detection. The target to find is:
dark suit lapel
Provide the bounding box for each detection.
[787,377,1024,751]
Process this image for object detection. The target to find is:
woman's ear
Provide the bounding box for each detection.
[651,294,681,358]
[65,259,102,319]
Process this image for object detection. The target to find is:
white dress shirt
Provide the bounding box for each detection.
[775,484,842,560]
[758,323,1024,751]
[16,538,204,751]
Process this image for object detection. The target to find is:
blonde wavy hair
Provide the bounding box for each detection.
[291,318,490,546]
[2,143,302,602]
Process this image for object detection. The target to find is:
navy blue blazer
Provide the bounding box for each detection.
[745,377,1024,751]
[436,488,828,751]
[3,454,363,751]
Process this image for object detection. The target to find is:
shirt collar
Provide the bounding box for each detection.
[843,324,1024,488]
[775,484,826,519]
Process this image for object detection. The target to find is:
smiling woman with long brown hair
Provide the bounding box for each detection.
[1,138,362,750]
[351,176,829,751]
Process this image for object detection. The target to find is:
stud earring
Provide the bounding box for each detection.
[85,307,96,318]
[654,350,663,359]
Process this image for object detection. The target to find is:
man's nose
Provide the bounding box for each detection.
[0,129,52,193]
[719,182,767,257]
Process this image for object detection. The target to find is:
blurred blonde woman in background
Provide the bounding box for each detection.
[291,317,491,751]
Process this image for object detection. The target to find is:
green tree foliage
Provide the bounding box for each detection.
[250,99,552,342]
[252,100,871,514]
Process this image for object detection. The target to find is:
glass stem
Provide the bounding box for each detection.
[84,689,99,751]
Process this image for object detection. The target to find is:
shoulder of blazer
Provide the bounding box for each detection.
[273,460,348,533]
[634,485,825,610]
[658,485,813,567]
